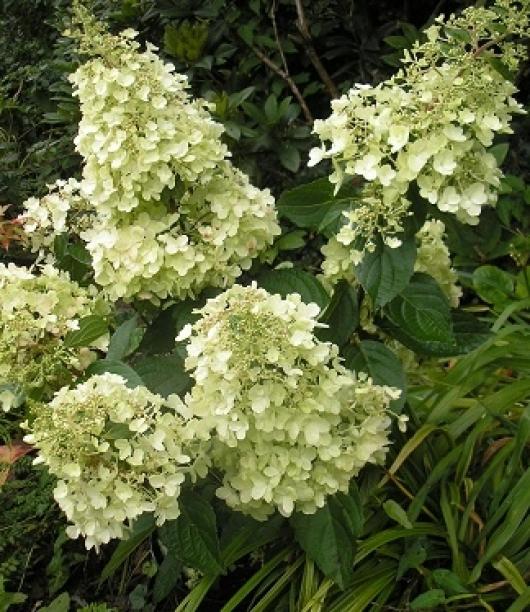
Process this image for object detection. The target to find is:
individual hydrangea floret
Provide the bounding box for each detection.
[180,284,400,520]
[415,220,461,307]
[23,373,192,550]
[309,0,529,274]
[0,263,107,411]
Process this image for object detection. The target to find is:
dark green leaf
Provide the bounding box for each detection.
[291,492,362,589]
[107,315,141,361]
[159,491,222,576]
[64,315,107,348]
[355,236,417,308]
[153,555,182,603]
[342,340,406,410]
[277,178,358,233]
[278,143,301,173]
[384,35,409,49]
[486,56,515,81]
[473,265,514,305]
[133,354,192,398]
[410,589,446,610]
[397,540,427,580]
[86,360,144,389]
[317,281,359,347]
[384,273,453,346]
[431,569,469,595]
[39,593,70,612]
[490,143,510,165]
[257,268,329,309]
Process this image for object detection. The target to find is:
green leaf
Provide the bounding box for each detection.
[383,500,413,529]
[133,354,192,398]
[278,143,301,173]
[473,265,514,305]
[317,281,359,347]
[257,268,329,309]
[445,26,471,42]
[277,178,358,234]
[431,569,469,595]
[342,340,406,410]
[356,236,417,308]
[153,555,182,603]
[107,314,141,361]
[486,56,515,81]
[264,94,278,121]
[100,514,156,582]
[384,273,453,348]
[490,143,510,165]
[384,35,409,49]
[159,491,223,576]
[86,360,144,389]
[397,540,427,580]
[291,491,362,589]
[274,230,306,252]
[39,593,70,612]
[64,315,107,348]
[410,589,446,610]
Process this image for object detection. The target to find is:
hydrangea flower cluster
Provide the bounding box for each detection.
[22,4,279,302]
[0,263,107,412]
[309,0,529,270]
[24,374,192,550]
[415,220,461,307]
[23,178,93,251]
[180,284,400,520]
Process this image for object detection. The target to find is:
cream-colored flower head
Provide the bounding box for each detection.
[24,373,191,550]
[0,263,107,410]
[182,283,400,519]
[310,0,529,276]
[20,4,278,303]
[415,220,462,307]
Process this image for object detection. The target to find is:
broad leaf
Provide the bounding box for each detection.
[384,273,453,349]
[64,315,107,348]
[158,491,223,576]
[277,178,358,235]
[291,490,363,589]
[133,354,192,398]
[355,236,417,308]
[410,589,446,610]
[473,265,514,305]
[257,268,329,309]
[107,314,142,361]
[86,360,144,389]
[317,281,359,347]
[343,340,406,410]
[153,555,182,603]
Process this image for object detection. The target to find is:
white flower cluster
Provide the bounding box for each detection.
[80,162,279,301]
[180,284,400,520]
[22,6,279,302]
[415,220,461,307]
[24,373,192,550]
[22,178,93,251]
[0,263,107,411]
[309,0,529,271]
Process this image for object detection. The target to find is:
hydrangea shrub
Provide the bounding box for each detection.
[1,0,528,564]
